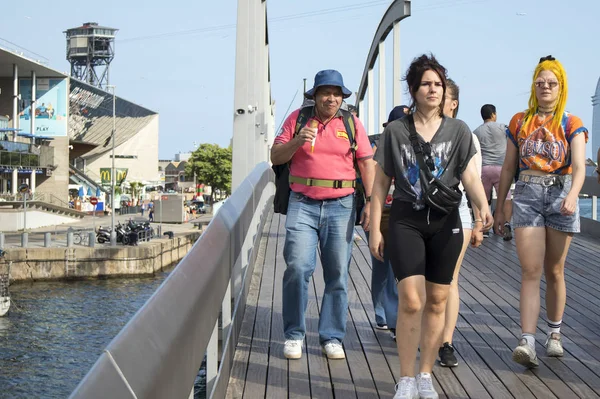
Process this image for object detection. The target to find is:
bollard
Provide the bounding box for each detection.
[67,231,74,248]
[89,231,95,248]
[21,232,28,248]
[0,232,4,249]
[44,232,51,247]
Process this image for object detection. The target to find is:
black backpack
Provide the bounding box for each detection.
[272,106,363,223]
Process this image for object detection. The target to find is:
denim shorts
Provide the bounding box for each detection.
[458,192,472,230]
[512,175,580,233]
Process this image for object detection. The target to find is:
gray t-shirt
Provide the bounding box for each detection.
[374,117,476,209]
[473,121,507,166]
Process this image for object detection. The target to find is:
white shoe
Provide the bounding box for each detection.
[322,341,345,359]
[393,376,419,399]
[546,333,564,357]
[416,372,439,399]
[283,339,303,359]
[512,338,539,368]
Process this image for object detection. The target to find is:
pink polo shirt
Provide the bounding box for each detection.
[274,108,373,200]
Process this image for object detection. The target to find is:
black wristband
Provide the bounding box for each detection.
[365,196,371,202]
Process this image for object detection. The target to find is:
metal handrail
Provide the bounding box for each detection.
[580,176,599,237]
[69,162,275,399]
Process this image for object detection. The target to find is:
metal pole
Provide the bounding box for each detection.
[23,192,27,231]
[13,64,18,140]
[159,195,163,236]
[109,86,116,246]
[303,78,307,94]
[30,71,36,138]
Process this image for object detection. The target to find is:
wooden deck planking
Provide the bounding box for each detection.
[227,218,600,399]
[265,214,289,399]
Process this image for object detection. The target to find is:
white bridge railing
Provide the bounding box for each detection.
[69,162,275,399]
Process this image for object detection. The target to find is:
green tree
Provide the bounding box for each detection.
[185,143,232,202]
[129,181,144,204]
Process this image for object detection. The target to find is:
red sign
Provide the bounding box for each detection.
[161,195,168,201]
[90,197,98,205]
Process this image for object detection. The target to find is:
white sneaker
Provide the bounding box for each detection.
[393,376,419,399]
[322,341,345,359]
[546,333,564,357]
[416,372,439,399]
[512,338,539,368]
[283,339,303,359]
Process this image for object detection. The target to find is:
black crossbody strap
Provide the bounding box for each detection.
[407,115,434,182]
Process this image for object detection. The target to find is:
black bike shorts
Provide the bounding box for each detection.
[387,201,463,285]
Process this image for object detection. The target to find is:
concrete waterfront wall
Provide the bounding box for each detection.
[4,232,200,283]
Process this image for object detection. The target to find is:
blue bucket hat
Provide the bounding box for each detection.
[305,70,352,99]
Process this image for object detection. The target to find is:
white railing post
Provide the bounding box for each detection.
[358,99,365,123]
[367,69,375,136]
[378,41,386,129]
[593,195,598,221]
[206,321,219,396]
[393,21,401,106]
[222,281,232,339]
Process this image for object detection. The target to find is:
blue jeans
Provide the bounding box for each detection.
[365,231,398,328]
[513,175,580,233]
[282,191,355,345]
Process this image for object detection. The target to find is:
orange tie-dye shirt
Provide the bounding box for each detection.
[507,111,588,175]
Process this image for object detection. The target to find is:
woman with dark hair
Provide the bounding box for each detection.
[494,56,588,368]
[369,55,492,399]
[370,55,492,399]
[438,78,483,367]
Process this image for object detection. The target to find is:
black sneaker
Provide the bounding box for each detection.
[482,231,490,238]
[503,223,513,241]
[438,342,458,367]
[389,328,396,341]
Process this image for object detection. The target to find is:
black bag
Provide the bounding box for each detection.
[272,163,291,214]
[407,115,462,215]
[272,106,362,222]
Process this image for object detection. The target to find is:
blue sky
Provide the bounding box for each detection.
[2,0,598,159]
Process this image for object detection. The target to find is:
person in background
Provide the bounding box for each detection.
[494,55,588,368]
[473,104,514,240]
[367,106,406,338]
[437,78,483,367]
[148,201,154,222]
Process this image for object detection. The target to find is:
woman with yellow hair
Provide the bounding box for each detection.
[494,55,588,368]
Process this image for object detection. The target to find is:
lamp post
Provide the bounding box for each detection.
[107,85,117,245]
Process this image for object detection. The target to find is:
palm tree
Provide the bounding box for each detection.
[129,181,144,206]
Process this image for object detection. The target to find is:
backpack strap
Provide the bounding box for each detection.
[294,106,313,137]
[339,108,358,173]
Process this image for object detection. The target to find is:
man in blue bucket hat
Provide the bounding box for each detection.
[271,70,375,360]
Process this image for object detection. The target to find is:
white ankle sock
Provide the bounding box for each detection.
[547,319,562,335]
[522,333,536,350]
